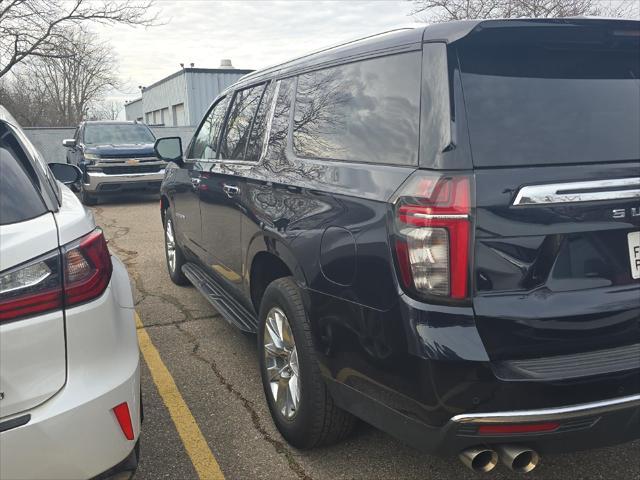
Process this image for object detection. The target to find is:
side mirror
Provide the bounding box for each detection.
[155,137,183,164]
[62,138,76,148]
[48,163,82,189]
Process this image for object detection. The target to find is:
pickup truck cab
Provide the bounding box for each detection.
[64,120,166,205]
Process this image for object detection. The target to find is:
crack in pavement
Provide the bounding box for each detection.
[93,206,313,480]
[175,322,312,480]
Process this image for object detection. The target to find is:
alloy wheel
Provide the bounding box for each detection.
[263,306,300,419]
[165,219,176,272]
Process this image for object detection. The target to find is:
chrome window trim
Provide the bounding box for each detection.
[513,177,640,206]
[451,394,640,424]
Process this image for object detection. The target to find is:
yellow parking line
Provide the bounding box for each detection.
[135,312,225,480]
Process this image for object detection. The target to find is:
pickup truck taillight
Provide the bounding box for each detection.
[0,229,112,322]
[392,174,471,300]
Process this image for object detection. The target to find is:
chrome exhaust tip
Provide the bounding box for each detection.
[459,447,498,473]
[496,444,540,473]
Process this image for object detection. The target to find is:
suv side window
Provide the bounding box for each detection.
[0,124,47,225]
[293,52,421,166]
[190,96,230,159]
[220,83,267,160]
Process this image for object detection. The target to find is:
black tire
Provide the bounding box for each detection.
[258,277,355,449]
[164,208,190,285]
[80,186,97,206]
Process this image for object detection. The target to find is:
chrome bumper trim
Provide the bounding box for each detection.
[84,169,165,192]
[451,394,640,424]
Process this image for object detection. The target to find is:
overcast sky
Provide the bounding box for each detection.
[96,1,417,103]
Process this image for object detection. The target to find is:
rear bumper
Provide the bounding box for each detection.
[84,169,165,193]
[310,286,640,454]
[327,378,640,455]
[0,256,141,479]
[443,394,640,454]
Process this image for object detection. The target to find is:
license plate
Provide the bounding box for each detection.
[629,231,640,279]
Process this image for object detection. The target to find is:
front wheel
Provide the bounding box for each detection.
[258,277,355,449]
[164,209,189,285]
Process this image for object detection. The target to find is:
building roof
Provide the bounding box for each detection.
[143,67,254,92]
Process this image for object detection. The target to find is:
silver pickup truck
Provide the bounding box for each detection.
[63,121,167,205]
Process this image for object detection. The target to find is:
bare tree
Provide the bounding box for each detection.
[89,100,124,121]
[4,27,120,126]
[410,0,639,22]
[0,0,157,78]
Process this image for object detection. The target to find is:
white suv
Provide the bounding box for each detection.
[0,107,141,479]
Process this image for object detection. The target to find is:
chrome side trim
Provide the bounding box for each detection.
[513,177,640,206]
[451,394,640,424]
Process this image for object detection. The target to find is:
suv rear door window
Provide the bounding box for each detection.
[0,126,47,225]
[292,51,421,166]
[457,28,640,167]
[220,83,267,160]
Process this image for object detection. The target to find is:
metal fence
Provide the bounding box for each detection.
[23,126,196,164]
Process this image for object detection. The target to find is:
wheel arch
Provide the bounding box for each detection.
[246,234,308,312]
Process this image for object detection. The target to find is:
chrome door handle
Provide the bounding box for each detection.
[223,184,240,197]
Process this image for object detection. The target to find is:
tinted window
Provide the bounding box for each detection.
[266,78,295,160]
[245,83,275,162]
[84,123,155,145]
[220,84,267,160]
[190,96,230,159]
[293,52,421,165]
[458,33,640,167]
[0,128,47,225]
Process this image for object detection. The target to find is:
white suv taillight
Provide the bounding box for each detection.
[62,229,112,305]
[0,251,63,321]
[392,174,471,300]
[0,229,112,322]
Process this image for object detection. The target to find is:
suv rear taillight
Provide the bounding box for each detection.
[392,174,471,300]
[0,229,112,322]
[63,229,112,305]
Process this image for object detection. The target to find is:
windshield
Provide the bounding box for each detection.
[457,25,640,167]
[84,123,155,145]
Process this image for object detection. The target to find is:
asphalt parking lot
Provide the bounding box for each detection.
[93,195,640,480]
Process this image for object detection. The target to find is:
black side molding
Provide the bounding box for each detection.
[0,413,31,433]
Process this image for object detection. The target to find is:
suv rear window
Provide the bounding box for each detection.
[293,52,421,166]
[458,27,640,167]
[0,127,47,225]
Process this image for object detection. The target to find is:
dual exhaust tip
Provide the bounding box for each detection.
[459,445,540,473]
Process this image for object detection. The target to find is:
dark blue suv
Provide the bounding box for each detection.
[63,120,166,205]
[155,19,640,474]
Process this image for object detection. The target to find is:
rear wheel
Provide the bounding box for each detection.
[258,277,355,449]
[164,209,189,285]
